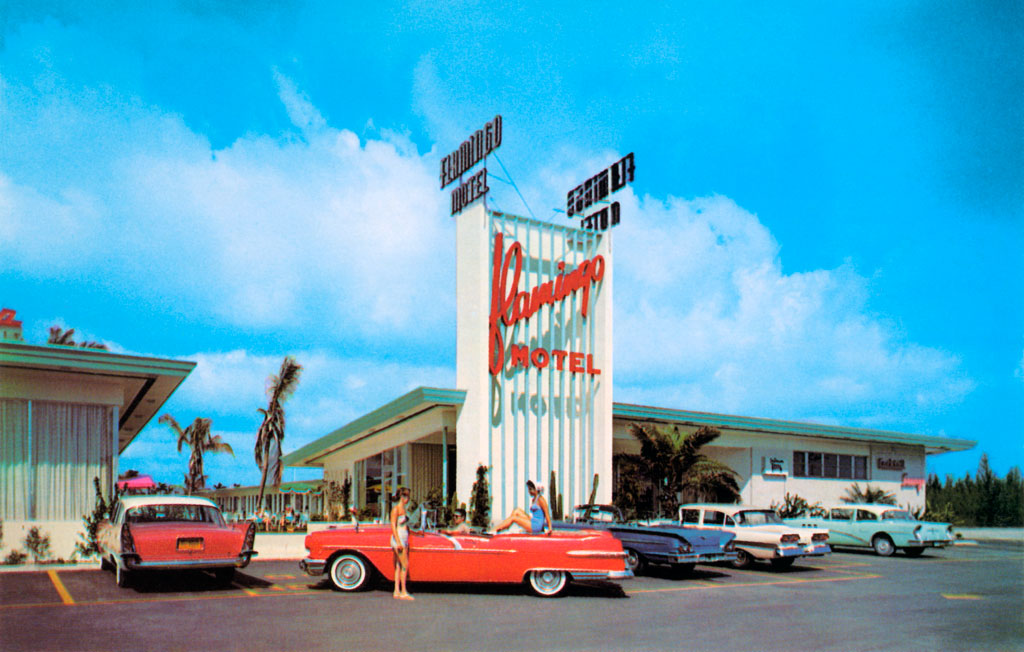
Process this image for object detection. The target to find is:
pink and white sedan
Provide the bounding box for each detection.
[98,495,257,587]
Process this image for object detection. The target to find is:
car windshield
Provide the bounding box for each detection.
[126,504,225,525]
[880,510,914,521]
[573,506,619,523]
[734,510,783,526]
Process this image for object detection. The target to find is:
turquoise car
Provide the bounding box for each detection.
[785,503,954,557]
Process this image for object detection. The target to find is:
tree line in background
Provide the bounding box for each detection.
[925,454,1023,527]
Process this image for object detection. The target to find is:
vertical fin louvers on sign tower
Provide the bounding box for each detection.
[455,204,613,524]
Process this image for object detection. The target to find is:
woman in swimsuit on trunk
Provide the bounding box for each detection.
[390,487,413,600]
[493,480,552,535]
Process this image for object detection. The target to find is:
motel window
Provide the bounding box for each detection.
[808,452,823,477]
[854,456,867,480]
[838,455,853,479]
[823,454,838,478]
[793,450,869,481]
[0,399,115,521]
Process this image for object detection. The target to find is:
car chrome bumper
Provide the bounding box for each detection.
[571,569,634,581]
[697,551,738,563]
[801,544,831,556]
[910,540,953,548]
[774,546,806,558]
[299,558,326,576]
[123,551,256,571]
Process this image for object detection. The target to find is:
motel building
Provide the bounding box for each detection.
[269,203,975,524]
[0,311,195,559]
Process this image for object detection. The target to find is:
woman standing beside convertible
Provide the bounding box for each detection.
[390,487,413,600]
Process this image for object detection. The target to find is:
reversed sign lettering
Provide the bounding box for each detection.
[566,152,635,232]
[440,115,502,189]
[877,458,906,471]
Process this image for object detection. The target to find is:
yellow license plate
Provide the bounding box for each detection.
[177,538,204,551]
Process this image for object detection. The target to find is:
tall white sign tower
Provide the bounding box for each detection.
[455,204,614,523]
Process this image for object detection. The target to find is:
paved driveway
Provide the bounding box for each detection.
[1,543,1021,651]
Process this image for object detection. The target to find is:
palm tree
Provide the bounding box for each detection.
[841,483,897,505]
[619,423,740,517]
[254,356,303,509]
[160,414,234,494]
[47,325,109,349]
[48,326,76,346]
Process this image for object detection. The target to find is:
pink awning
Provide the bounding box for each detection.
[117,475,156,490]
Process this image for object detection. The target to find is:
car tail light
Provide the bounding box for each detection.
[121,523,136,555]
[812,533,829,543]
[677,541,692,554]
[724,539,736,552]
[244,521,256,550]
[781,534,800,544]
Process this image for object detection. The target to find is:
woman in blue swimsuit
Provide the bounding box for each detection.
[390,487,413,600]
[494,480,552,535]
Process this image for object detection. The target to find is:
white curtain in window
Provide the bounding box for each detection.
[32,402,113,520]
[0,400,31,520]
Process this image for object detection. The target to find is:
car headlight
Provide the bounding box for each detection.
[677,541,692,554]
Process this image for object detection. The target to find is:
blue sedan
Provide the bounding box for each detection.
[556,505,737,575]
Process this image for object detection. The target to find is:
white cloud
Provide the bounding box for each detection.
[1,72,454,341]
[612,193,975,426]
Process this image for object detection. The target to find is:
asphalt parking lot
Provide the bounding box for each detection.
[1,543,1021,651]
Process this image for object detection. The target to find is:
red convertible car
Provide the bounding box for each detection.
[98,495,257,588]
[300,523,632,597]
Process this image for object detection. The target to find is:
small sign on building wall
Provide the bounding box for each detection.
[761,455,788,476]
[876,457,905,471]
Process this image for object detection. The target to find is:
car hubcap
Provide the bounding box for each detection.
[531,570,566,595]
[332,558,364,589]
[626,550,640,571]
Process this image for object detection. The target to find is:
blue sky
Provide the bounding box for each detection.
[2,2,1021,487]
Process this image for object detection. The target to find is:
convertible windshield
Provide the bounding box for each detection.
[734,510,783,526]
[880,510,914,521]
[126,504,225,525]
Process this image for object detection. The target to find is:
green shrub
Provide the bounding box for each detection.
[469,464,491,528]
[771,492,823,518]
[24,527,51,563]
[75,477,111,559]
[3,550,27,565]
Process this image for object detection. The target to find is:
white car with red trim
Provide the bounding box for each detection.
[98,495,257,588]
[678,504,830,569]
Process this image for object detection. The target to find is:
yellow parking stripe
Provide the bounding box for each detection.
[942,594,982,600]
[46,570,75,605]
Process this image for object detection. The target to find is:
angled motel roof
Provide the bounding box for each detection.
[0,341,196,453]
[281,386,974,470]
[282,387,467,467]
[613,402,976,455]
